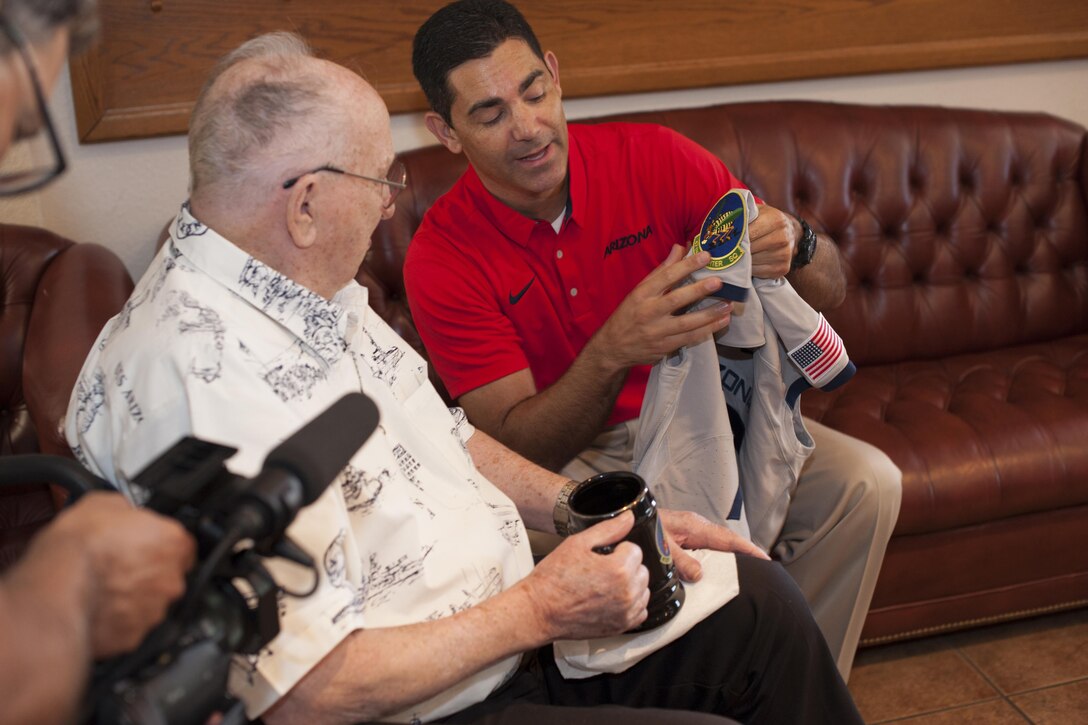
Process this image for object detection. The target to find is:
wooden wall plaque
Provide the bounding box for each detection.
[72,0,1088,143]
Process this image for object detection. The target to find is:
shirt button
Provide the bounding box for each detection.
[556,250,564,259]
[570,288,578,297]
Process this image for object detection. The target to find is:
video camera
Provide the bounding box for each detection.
[0,392,379,725]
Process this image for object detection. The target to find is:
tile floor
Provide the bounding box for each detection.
[848,608,1088,723]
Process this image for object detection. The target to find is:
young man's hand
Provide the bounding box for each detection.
[588,245,733,372]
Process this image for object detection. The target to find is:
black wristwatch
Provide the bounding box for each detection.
[790,217,818,272]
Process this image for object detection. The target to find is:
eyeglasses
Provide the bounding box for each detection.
[0,17,67,197]
[282,159,408,209]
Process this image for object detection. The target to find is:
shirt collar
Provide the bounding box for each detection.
[566,125,587,228]
[465,166,539,247]
[465,126,587,245]
[168,202,354,367]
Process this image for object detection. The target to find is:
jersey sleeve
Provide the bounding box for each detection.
[404,222,530,400]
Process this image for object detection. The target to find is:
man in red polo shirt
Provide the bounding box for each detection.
[405,0,901,679]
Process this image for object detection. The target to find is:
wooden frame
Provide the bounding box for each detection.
[72,0,1088,143]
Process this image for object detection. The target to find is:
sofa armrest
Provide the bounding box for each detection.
[23,242,134,459]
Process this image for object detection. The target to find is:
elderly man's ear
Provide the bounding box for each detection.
[285,177,320,249]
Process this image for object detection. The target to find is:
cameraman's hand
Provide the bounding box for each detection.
[50,492,196,657]
[586,245,732,372]
[520,512,649,640]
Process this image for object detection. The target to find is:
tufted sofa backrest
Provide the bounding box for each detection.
[364,101,1088,376]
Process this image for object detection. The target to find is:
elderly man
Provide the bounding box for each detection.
[404,0,901,679]
[67,32,863,725]
[0,1,194,723]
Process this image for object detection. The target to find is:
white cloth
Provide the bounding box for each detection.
[65,204,535,723]
[552,549,738,678]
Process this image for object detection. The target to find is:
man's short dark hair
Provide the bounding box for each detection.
[0,0,98,55]
[412,0,544,125]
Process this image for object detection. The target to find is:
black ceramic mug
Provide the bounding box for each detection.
[567,471,685,632]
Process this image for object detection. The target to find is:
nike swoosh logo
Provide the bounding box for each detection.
[508,277,536,305]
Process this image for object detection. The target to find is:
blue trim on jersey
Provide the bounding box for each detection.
[710,283,749,302]
[785,377,810,409]
[727,486,745,521]
[822,361,857,391]
[784,360,857,407]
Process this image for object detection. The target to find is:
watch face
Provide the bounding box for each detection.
[801,232,816,260]
[793,220,817,269]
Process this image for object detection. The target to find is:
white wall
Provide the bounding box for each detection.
[13,58,1088,279]
[0,142,45,227]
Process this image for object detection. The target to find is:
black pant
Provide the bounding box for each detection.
[436,556,862,725]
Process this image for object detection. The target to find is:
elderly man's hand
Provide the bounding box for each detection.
[49,492,196,657]
[658,509,769,583]
[521,511,650,640]
[749,204,801,279]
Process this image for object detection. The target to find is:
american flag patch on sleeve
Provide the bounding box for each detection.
[788,314,849,387]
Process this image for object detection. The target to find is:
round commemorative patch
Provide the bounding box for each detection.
[691,189,748,270]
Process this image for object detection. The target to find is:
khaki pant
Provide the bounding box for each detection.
[558,416,901,681]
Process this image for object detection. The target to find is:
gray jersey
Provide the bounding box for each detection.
[644,189,856,548]
[718,323,816,551]
[635,301,818,552]
[634,335,750,539]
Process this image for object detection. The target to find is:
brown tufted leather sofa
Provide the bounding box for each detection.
[362,100,1088,645]
[0,224,134,569]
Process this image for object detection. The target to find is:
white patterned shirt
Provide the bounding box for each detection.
[65,204,534,722]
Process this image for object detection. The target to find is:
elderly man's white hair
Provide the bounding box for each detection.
[188,31,347,194]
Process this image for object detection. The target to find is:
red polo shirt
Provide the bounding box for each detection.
[404,122,749,426]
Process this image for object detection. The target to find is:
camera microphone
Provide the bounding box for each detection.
[225,392,380,545]
[84,391,382,725]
